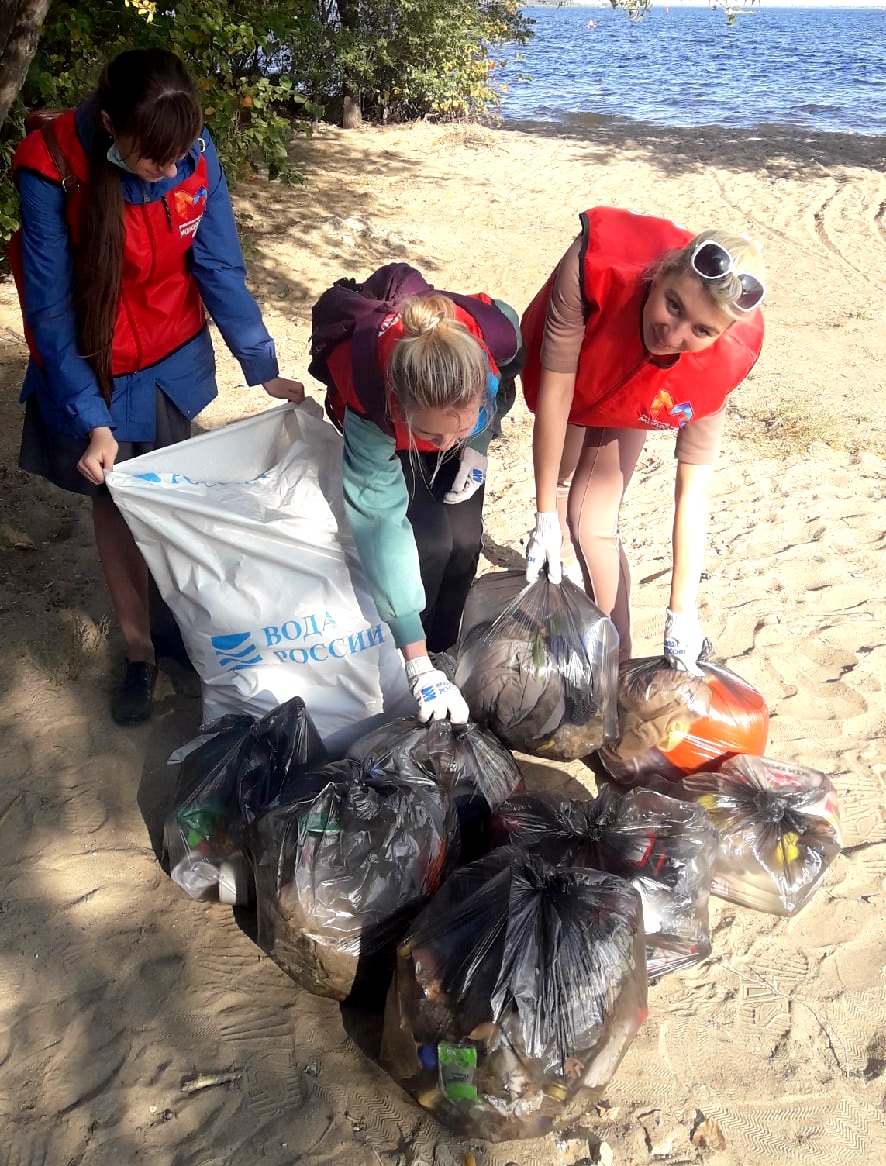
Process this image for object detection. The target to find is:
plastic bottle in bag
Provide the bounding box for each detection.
[348,716,525,862]
[252,759,459,1002]
[380,848,647,1141]
[682,755,842,915]
[165,696,326,904]
[599,657,769,781]
[492,786,718,978]
[454,571,619,761]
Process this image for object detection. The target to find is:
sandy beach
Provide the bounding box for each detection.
[1,115,885,1165]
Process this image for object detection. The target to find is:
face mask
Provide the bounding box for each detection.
[106,141,135,173]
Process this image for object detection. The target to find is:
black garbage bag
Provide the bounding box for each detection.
[380,848,646,1141]
[682,754,842,915]
[492,786,718,978]
[454,571,619,761]
[348,717,525,862]
[252,758,459,1002]
[164,696,326,904]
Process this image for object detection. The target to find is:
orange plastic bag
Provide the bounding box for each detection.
[600,658,769,782]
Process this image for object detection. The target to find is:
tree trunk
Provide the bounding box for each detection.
[337,0,362,128]
[337,0,359,33]
[0,0,51,128]
[341,94,362,129]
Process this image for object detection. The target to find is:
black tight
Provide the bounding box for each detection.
[399,450,484,653]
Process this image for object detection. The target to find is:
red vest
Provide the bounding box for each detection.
[521,207,764,431]
[11,110,209,376]
[326,296,501,453]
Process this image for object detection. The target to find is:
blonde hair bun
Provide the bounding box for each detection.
[400,294,456,336]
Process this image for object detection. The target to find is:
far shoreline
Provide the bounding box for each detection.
[494,111,886,171]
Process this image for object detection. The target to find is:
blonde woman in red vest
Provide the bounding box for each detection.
[521,207,765,672]
[12,49,303,724]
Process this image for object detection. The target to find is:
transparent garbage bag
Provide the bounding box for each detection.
[380,848,647,1141]
[454,571,619,761]
[164,696,326,905]
[252,759,458,1001]
[599,657,769,782]
[348,717,525,862]
[492,786,717,978]
[682,755,842,915]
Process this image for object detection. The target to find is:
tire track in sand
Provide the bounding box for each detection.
[808,178,886,290]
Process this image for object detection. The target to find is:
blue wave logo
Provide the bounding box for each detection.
[669,401,694,427]
[211,631,263,670]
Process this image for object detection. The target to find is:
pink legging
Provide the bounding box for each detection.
[556,425,648,660]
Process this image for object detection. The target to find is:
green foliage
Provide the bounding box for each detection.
[157,2,322,181]
[609,0,654,19]
[296,0,532,123]
[0,108,25,242]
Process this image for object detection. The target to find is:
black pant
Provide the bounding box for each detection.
[399,450,484,654]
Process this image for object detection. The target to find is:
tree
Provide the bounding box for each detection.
[0,0,51,127]
[296,0,532,124]
[335,0,363,128]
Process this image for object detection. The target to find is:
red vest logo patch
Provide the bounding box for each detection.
[650,389,675,422]
[174,184,208,238]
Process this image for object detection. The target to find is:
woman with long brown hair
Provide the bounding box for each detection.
[12,48,304,724]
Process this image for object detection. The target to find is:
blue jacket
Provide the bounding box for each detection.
[16,102,279,440]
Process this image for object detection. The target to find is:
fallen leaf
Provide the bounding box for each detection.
[0,524,36,550]
[691,1117,727,1152]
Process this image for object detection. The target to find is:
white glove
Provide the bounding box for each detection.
[525,511,562,585]
[405,656,470,724]
[443,448,487,504]
[663,607,705,676]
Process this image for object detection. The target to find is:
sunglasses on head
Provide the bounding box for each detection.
[690,240,765,312]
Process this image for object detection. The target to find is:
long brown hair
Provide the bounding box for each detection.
[76,49,201,402]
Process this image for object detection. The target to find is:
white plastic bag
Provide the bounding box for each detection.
[107,403,412,751]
